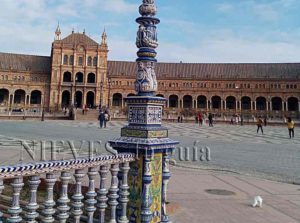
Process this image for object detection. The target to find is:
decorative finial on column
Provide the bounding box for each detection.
[55,22,61,40]
[135,0,160,96]
[101,28,107,46]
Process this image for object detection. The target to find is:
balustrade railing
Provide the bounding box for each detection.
[0,153,136,223]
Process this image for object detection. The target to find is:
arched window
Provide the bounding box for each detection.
[93,57,97,66]
[87,56,92,66]
[63,55,68,65]
[272,97,282,111]
[112,93,123,107]
[197,95,207,109]
[169,95,179,108]
[211,96,221,109]
[288,97,298,111]
[256,97,266,110]
[87,73,96,83]
[63,72,72,82]
[30,90,42,104]
[226,96,236,110]
[183,95,193,108]
[75,72,84,83]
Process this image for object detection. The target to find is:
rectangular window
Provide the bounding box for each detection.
[69,55,74,65]
[78,57,83,66]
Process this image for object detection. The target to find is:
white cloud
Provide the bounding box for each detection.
[252,3,279,21]
[157,36,300,63]
[216,3,234,13]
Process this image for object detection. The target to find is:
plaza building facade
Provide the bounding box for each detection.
[0,27,299,119]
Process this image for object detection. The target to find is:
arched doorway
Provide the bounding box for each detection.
[63,71,72,82]
[14,90,26,105]
[30,90,42,104]
[127,93,135,97]
[288,97,298,111]
[75,72,84,83]
[0,89,9,105]
[61,91,70,108]
[226,96,236,110]
[75,91,83,108]
[112,93,123,107]
[156,94,164,98]
[86,91,95,108]
[211,96,221,109]
[256,97,266,110]
[272,97,282,111]
[197,95,207,109]
[87,73,96,83]
[241,96,251,110]
[183,95,193,108]
[169,95,178,108]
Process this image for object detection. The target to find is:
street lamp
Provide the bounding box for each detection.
[108,77,111,109]
[41,83,46,121]
[99,81,103,110]
[235,85,244,125]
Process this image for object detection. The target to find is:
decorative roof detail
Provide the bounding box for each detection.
[55,22,61,40]
[60,32,99,46]
[0,52,51,73]
[101,29,107,46]
[108,61,300,79]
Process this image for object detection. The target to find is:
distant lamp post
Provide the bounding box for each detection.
[41,83,46,121]
[99,81,103,110]
[235,85,244,125]
[108,78,111,109]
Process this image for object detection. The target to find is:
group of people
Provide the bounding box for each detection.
[98,110,110,128]
[254,116,295,139]
[195,113,214,127]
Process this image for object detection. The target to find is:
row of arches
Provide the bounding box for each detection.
[63,72,96,83]
[111,93,299,112]
[0,89,42,105]
[61,90,95,108]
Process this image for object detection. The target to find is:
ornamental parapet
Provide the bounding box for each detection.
[0,153,136,222]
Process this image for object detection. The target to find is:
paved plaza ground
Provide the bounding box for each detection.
[0,120,299,222]
[0,120,298,183]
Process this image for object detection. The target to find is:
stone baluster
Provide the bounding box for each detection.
[42,173,57,223]
[116,170,123,219]
[0,179,4,223]
[97,165,109,223]
[25,175,41,223]
[85,167,97,223]
[118,162,130,223]
[141,157,153,223]
[57,171,71,223]
[108,163,119,223]
[72,169,85,223]
[161,152,171,222]
[8,177,24,223]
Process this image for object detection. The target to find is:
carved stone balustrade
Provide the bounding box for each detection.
[0,153,135,222]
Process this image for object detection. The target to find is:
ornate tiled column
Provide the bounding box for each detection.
[109,1,179,222]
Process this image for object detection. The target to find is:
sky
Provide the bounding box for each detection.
[0,0,300,63]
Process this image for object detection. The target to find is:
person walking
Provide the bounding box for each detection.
[98,111,105,128]
[256,117,264,134]
[287,117,295,139]
[208,113,213,127]
[198,113,203,126]
[104,111,109,128]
